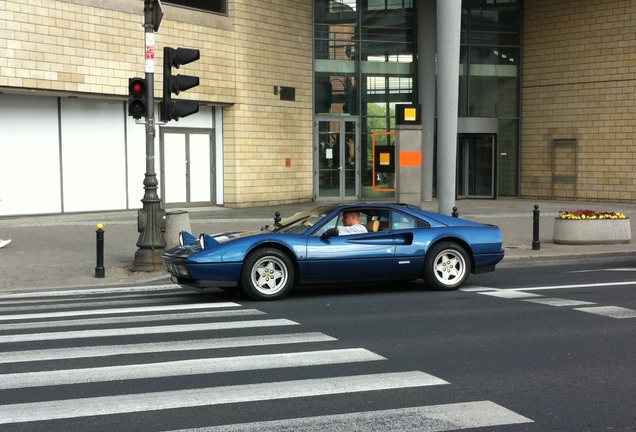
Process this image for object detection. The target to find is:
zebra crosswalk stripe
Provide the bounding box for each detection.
[0,319,299,343]
[0,308,265,331]
[0,302,241,321]
[0,371,448,425]
[0,348,386,389]
[0,284,182,300]
[175,401,533,432]
[0,332,337,364]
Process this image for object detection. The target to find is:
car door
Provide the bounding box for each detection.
[388,210,429,279]
[304,209,395,281]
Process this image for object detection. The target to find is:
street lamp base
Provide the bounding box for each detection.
[132,248,165,272]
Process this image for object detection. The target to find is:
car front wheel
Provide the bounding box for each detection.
[424,242,471,291]
[240,248,294,300]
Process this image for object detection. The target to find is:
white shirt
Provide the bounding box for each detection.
[338,224,368,235]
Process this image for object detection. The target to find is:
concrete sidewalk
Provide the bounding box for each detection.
[1,198,635,293]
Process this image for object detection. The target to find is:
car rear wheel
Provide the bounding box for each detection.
[424,242,471,291]
[240,248,294,300]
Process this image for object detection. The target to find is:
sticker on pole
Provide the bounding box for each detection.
[145,33,155,74]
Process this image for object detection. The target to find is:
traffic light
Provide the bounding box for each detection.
[161,47,200,122]
[128,77,147,119]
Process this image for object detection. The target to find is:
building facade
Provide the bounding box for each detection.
[522,0,636,202]
[1,0,635,217]
[0,0,314,216]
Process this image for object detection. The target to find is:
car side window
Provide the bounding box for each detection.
[335,210,369,234]
[312,210,373,236]
[312,214,339,236]
[391,210,428,230]
[364,209,390,232]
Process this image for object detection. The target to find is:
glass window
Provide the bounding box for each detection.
[362,105,396,191]
[360,8,414,56]
[264,206,335,234]
[313,208,391,236]
[459,47,469,117]
[163,0,227,15]
[368,0,413,10]
[391,210,428,230]
[314,1,414,200]
[467,46,519,117]
[461,0,521,197]
[314,73,357,115]
[314,1,358,115]
[467,0,520,46]
[315,0,414,115]
[314,24,357,61]
[460,0,521,117]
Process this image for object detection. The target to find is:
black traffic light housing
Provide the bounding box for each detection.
[161,47,200,122]
[128,77,147,119]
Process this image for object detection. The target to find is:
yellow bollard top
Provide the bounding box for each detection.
[97,223,104,230]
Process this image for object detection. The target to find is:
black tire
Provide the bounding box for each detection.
[424,241,471,291]
[240,248,294,300]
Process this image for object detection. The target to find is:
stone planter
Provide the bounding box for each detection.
[553,218,631,245]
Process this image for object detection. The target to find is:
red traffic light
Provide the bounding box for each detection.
[128,77,147,119]
[129,78,146,97]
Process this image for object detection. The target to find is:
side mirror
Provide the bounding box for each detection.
[321,227,340,239]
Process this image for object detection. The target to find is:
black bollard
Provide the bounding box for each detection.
[452,206,458,218]
[95,223,105,278]
[532,204,541,250]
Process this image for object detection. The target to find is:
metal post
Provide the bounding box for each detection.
[436,0,462,215]
[133,0,166,271]
[418,0,436,202]
[95,223,105,278]
[451,206,458,218]
[532,204,541,250]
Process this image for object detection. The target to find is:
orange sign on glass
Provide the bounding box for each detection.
[372,131,395,192]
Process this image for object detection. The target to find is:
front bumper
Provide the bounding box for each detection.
[170,275,238,288]
[163,258,242,289]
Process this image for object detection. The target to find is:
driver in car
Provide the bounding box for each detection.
[338,211,368,235]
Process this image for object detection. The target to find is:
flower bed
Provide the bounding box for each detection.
[553,209,631,245]
[558,209,626,220]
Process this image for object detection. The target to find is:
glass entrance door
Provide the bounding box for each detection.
[315,118,359,199]
[160,128,215,206]
[457,134,495,198]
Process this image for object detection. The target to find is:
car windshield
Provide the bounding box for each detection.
[263,206,336,234]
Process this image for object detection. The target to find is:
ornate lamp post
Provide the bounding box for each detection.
[132,0,166,271]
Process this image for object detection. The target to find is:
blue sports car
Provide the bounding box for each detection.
[162,203,504,300]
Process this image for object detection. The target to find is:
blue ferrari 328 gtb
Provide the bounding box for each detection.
[162,203,504,300]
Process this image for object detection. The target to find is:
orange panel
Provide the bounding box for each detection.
[399,151,421,167]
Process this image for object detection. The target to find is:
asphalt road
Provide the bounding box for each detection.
[0,258,634,431]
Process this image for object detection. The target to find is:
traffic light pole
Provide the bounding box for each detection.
[133,0,166,271]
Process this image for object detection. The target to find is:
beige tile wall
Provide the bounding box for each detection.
[522,0,636,201]
[0,0,314,207]
[224,0,314,207]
